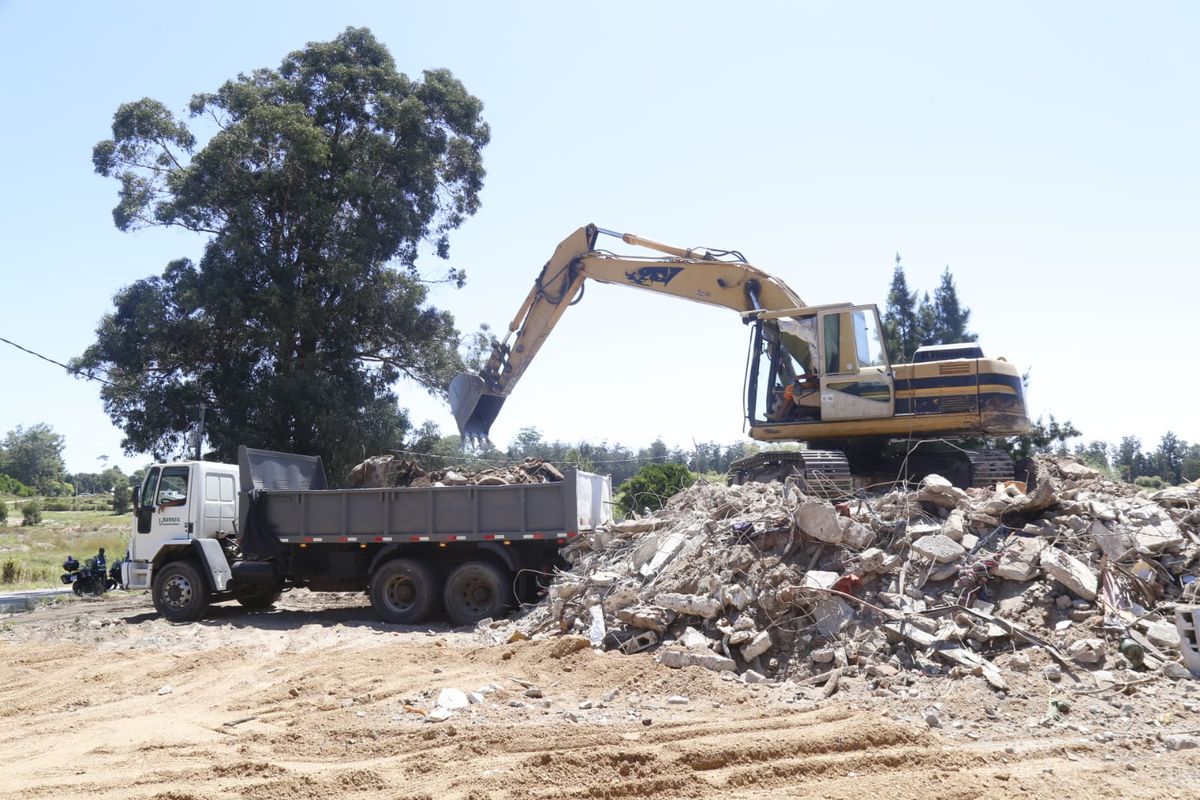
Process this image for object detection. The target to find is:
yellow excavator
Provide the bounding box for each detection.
[449,224,1030,494]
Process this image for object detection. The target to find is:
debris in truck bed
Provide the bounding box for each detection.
[504,453,1200,696]
[347,455,564,488]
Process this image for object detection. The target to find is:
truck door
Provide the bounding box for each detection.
[816,306,894,421]
[152,466,193,537]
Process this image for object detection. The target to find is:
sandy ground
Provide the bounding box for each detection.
[1,590,1197,799]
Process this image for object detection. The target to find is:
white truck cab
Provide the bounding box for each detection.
[122,460,241,596]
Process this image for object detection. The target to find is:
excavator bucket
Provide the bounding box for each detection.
[449,372,506,441]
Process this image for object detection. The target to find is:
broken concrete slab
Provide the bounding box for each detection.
[654,592,721,619]
[616,605,675,633]
[658,647,736,673]
[740,631,773,661]
[1040,547,1099,600]
[912,533,966,564]
[918,474,968,509]
[994,536,1047,581]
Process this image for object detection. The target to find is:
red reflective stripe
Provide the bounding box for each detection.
[339,536,349,543]
[409,535,422,542]
[374,536,384,542]
[303,536,313,543]
[532,532,544,540]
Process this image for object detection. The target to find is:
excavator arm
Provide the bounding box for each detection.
[450,224,805,439]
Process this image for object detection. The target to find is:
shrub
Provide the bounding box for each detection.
[112,486,130,514]
[0,502,7,525]
[21,500,42,526]
[1,559,16,584]
[617,463,694,517]
[1133,475,1165,490]
[43,499,71,512]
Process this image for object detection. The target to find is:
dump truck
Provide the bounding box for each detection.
[116,446,611,625]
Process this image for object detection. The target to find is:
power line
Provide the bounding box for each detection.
[0,335,114,386]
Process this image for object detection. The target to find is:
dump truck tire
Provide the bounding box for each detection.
[152,560,211,622]
[443,561,511,627]
[236,587,282,611]
[370,559,437,624]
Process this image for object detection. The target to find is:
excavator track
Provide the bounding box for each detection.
[728,450,853,498]
[964,449,1016,487]
[729,447,1014,495]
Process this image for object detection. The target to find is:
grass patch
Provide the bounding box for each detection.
[0,509,131,591]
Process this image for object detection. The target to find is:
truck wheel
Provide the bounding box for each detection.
[370,559,437,624]
[152,560,211,622]
[236,587,282,611]
[443,561,511,627]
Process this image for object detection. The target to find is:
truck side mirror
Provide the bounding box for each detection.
[132,486,141,507]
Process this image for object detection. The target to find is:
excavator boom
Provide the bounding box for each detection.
[451,224,805,439]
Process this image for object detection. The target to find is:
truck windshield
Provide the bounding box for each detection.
[156,467,190,508]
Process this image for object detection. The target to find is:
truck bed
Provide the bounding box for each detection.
[237,447,612,546]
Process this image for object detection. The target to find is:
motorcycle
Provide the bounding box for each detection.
[60,555,115,598]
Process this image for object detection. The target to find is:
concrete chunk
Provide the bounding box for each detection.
[994,536,1047,581]
[911,534,966,564]
[1040,547,1098,600]
[658,647,736,673]
[740,630,773,661]
[616,605,675,633]
[654,592,721,619]
[794,500,844,544]
[917,474,968,509]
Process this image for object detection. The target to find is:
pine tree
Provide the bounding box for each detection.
[882,255,921,363]
[932,267,977,343]
[916,291,937,347]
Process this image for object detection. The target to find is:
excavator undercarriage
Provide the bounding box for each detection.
[728,445,1015,498]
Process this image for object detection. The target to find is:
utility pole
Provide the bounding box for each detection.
[194,403,206,461]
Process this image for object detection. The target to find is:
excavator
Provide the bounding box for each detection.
[449,224,1030,495]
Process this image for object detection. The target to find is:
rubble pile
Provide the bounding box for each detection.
[511,455,1200,693]
[348,455,564,489]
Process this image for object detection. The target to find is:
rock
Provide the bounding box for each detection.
[811,647,836,664]
[467,692,485,705]
[654,592,721,619]
[1131,515,1185,554]
[1044,664,1062,682]
[157,685,173,696]
[1055,594,1073,610]
[859,548,888,573]
[942,509,967,542]
[1089,520,1130,561]
[720,584,754,611]
[617,605,676,633]
[741,669,772,684]
[960,533,979,551]
[1010,653,1031,671]
[741,631,773,661]
[1146,620,1180,651]
[1067,639,1106,665]
[923,707,942,727]
[795,499,845,544]
[1040,547,1098,600]
[911,534,966,564]
[426,706,453,722]
[918,474,968,509]
[436,688,470,710]
[578,700,593,709]
[1059,461,1100,481]
[666,695,689,705]
[658,647,737,673]
[680,626,712,650]
[524,687,544,699]
[1162,734,1200,751]
[1161,661,1197,680]
[995,536,1047,581]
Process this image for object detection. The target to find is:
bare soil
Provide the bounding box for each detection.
[1,590,1197,799]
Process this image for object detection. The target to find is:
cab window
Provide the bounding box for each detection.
[155,467,190,508]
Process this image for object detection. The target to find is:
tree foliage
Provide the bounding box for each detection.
[882,257,976,362]
[0,424,67,492]
[76,27,490,479]
[616,463,694,516]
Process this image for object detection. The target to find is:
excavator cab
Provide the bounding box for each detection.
[748,304,894,429]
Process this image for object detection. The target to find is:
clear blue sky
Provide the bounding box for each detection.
[1,1,1197,474]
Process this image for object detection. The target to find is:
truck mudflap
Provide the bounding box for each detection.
[191,539,233,592]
